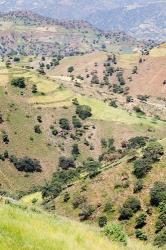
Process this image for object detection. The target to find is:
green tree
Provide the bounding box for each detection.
[76,105,92,120]
[143,141,164,162]
[71,144,80,158]
[59,118,70,130]
[150,182,166,206]
[11,77,26,88]
[68,66,74,73]
[135,214,147,229]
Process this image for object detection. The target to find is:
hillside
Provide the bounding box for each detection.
[0,0,165,40]
[0,11,141,57]
[0,11,166,249]
[0,203,161,250]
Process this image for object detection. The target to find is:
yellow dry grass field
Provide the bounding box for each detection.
[28,89,74,106]
[150,44,166,57]
[49,51,107,77]
[118,53,140,69]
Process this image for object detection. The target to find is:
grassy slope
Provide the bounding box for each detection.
[0,60,166,192]
[0,204,159,250]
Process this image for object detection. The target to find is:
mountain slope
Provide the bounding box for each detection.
[0,11,140,57]
[0,0,165,40]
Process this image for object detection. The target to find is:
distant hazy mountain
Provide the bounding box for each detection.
[0,0,165,40]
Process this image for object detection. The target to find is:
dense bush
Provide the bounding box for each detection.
[71,144,80,158]
[104,202,115,213]
[2,131,9,144]
[32,84,37,93]
[72,116,82,128]
[150,182,166,207]
[98,216,108,228]
[135,213,147,229]
[119,207,133,220]
[126,136,148,149]
[76,105,92,120]
[137,95,149,102]
[63,192,70,202]
[154,230,166,247]
[143,142,164,162]
[133,106,145,115]
[135,230,148,241]
[0,113,4,124]
[59,156,75,170]
[133,180,143,193]
[11,77,26,88]
[34,125,42,134]
[42,169,79,199]
[11,157,42,173]
[119,197,141,220]
[83,158,101,178]
[59,118,70,130]
[133,158,152,179]
[72,195,87,209]
[91,74,100,84]
[126,96,133,103]
[113,84,124,94]
[79,205,95,221]
[68,66,74,73]
[116,71,125,85]
[42,182,62,199]
[101,138,116,152]
[155,211,166,233]
[52,128,58,136]
[104,223,127,245]
[37,115,42,123]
